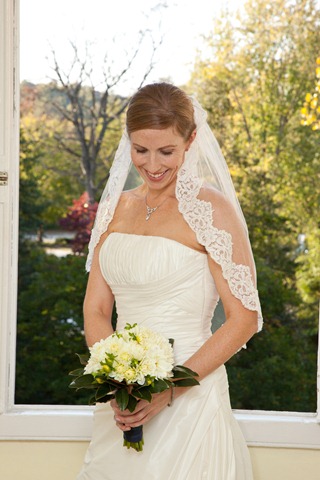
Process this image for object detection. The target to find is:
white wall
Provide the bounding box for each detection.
[0,442,320,480]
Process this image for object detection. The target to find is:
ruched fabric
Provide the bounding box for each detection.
[77,233,253,480]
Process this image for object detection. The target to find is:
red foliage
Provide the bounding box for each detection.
[20,82,38,116]
[59,192,98,254]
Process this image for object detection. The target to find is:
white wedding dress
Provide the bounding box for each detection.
[77,232,253,480]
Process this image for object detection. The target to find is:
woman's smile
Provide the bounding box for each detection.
[130,127,191,191]
[144,169,169,182]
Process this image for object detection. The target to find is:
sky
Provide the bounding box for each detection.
[20,0,241,95]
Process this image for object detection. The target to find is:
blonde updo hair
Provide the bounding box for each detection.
[126,83,196,141]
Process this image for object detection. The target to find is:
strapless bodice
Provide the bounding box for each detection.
[99,233,219,364]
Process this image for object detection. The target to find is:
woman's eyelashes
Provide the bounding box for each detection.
[135,148,173,156]
[161,150,173,156]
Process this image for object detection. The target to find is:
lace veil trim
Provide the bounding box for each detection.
[176,168,263,332]
[86,130,131,271]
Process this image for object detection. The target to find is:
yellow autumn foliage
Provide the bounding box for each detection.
[301,57,320,130]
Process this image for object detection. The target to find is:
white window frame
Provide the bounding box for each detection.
[0,0,319,448]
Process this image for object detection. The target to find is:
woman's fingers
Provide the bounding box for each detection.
[114,415,131,431]
[111,399,149,419]
[115,406,147,425]
[111,389,171,430]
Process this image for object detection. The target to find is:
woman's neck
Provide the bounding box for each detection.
[142,181,176,203]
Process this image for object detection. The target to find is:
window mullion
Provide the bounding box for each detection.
[0,0,19,415]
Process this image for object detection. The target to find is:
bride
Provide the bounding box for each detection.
[77,82,262,479]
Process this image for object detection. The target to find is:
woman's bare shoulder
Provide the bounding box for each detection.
[119,186,144,205]
[198,185,244,234]
[198,184,232,212]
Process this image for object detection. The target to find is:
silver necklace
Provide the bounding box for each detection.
[145,195,169,221]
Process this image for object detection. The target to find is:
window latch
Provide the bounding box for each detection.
[0,171,8,185]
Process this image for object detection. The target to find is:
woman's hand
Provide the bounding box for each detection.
[110,389,171,432]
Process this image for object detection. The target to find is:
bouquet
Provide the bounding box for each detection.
[69,323,199,451]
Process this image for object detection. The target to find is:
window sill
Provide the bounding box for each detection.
[0,406,319,448]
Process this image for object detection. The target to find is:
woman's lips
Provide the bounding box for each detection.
[145,169,169,182]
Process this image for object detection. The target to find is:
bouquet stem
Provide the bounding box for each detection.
[123,425,144,452]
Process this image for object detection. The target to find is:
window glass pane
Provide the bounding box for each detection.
[17,0,319,412]
[17,0,221,406]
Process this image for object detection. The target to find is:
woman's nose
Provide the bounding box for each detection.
[146,153,160,172]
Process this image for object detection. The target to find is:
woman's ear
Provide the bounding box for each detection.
[185,129,197,151]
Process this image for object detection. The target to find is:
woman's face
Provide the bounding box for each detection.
[130,127,194,191]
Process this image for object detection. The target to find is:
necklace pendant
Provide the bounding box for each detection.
[146,205,157,221]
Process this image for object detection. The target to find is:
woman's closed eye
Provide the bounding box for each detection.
[134,148,173,156]
[160,150,173,156]
[135,148,147,154]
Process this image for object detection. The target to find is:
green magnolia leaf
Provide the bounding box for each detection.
[115,388,129,411]
[132,387,152,403]
[69,374,96,389]
[172,370,196,379]
[127,394,138,413]
[173,378,200,387]
[69,368,85,377]
[95,384,115,400]
[76,353,89,366]
[149,379,170,394]
[95,393,115,404]
[173,365,199,377]
[104,378,124,388]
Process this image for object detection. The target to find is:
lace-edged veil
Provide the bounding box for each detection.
[86,95,262,331]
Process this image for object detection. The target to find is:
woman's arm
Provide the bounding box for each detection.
[179,189,259,386]
[181,260,258,383]
[83,237,115,347]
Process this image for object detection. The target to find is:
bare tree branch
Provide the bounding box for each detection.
[47,21,163,203]
[53,133,82,159]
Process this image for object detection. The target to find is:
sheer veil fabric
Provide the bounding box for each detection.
[86,96,262,331]
[79,92,261,479]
